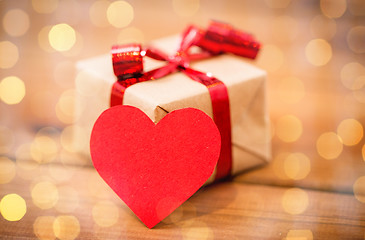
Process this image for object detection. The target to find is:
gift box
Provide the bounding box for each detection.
[73,28,271,184]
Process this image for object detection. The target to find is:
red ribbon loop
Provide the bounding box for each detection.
[110,21,261,181]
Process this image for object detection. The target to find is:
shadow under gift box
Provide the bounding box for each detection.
[73,35,271,184]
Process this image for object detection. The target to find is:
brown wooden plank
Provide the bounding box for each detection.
[0,164,364,239]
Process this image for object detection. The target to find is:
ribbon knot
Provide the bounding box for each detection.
[168,51,190,69]
[110,21,261,181]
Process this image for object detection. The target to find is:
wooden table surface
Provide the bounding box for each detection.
[1,0,365,239]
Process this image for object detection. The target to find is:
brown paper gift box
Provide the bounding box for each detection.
[73,35,271,183]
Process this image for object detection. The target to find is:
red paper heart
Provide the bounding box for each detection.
[90,105,221,228]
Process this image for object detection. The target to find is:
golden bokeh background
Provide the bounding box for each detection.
[0,0,365,239]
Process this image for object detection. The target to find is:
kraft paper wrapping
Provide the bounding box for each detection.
[74,35,271,182]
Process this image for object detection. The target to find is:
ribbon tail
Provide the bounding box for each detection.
[183,68,232,181]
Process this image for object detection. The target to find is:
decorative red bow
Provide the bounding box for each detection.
[110,21,260,181]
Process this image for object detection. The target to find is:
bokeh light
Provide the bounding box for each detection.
[0,157,16,184]
[89,0,110,27]
[38,25,56,52]
[305,39,332,66]
[320,0,347,19]
[340,62,365,90]
[107,1,134,28]
[337,118,363,146]
[347,26,365,54]
[33,216,56,240]
[31,135,58,164]
[276,115,302,142]
[32,0,59,14]
[316,132,343,160]
[0,193,27,221]
[172,0,200,17]
[55,89,78,124]
[117,27,145,44]
[277,76,305,104]
[353,176,365,203]
[310,15,337,40]
[31,181,59,209]
[181,221,214,239]
[284,229,313,240]
[282,188,309,215]
[0,41,19,69]
[362,144,365,162]
[92,200,119,227]
[284,153,311,180]
[0,76,26,105]
[2,9,30,37]
[48,23,76,51]
[53,215,80,240]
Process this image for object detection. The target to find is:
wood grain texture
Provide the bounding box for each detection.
[0,163,364,239]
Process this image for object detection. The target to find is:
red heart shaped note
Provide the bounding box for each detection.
[90,105,221,228]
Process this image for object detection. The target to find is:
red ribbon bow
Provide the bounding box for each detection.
[110,21,260,181]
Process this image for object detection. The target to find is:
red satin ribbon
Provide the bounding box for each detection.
[110,21,260,181]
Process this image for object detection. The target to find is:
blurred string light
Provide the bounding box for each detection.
[0,157,16,184]
[0,76,26,105]
[353,176,365,203]
[107,1,134,28]
[0,41,19,69]
[277,76,305,104]
[310,15,337,40]
[31,180,59,209]
[347,26,365,54]
[89,0,110,27]
[320,0,347,19]
[172,0,200,17]
[257,44,284,72]
[32,0,59,14]
[0,126,14,155]
[273,152,311,180]
[336,118,363,146]
[53,215,80,240]
[305,39,332,66]
[30,134,58,164]
[276,115,302,142]
[92,200,119,227]
[340,62,365,90]
[2,9,30,37]
[33,216,56,240]
[48,23,76,52]
[316,132,343,160]
[281,188,309,215]
[56,89,79,124]
[117,27,145,44]
[265,0,291,8]
[284,230,313,240]
[0,193,27,221]
[283,153,311,180]
[38,25,56,52]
